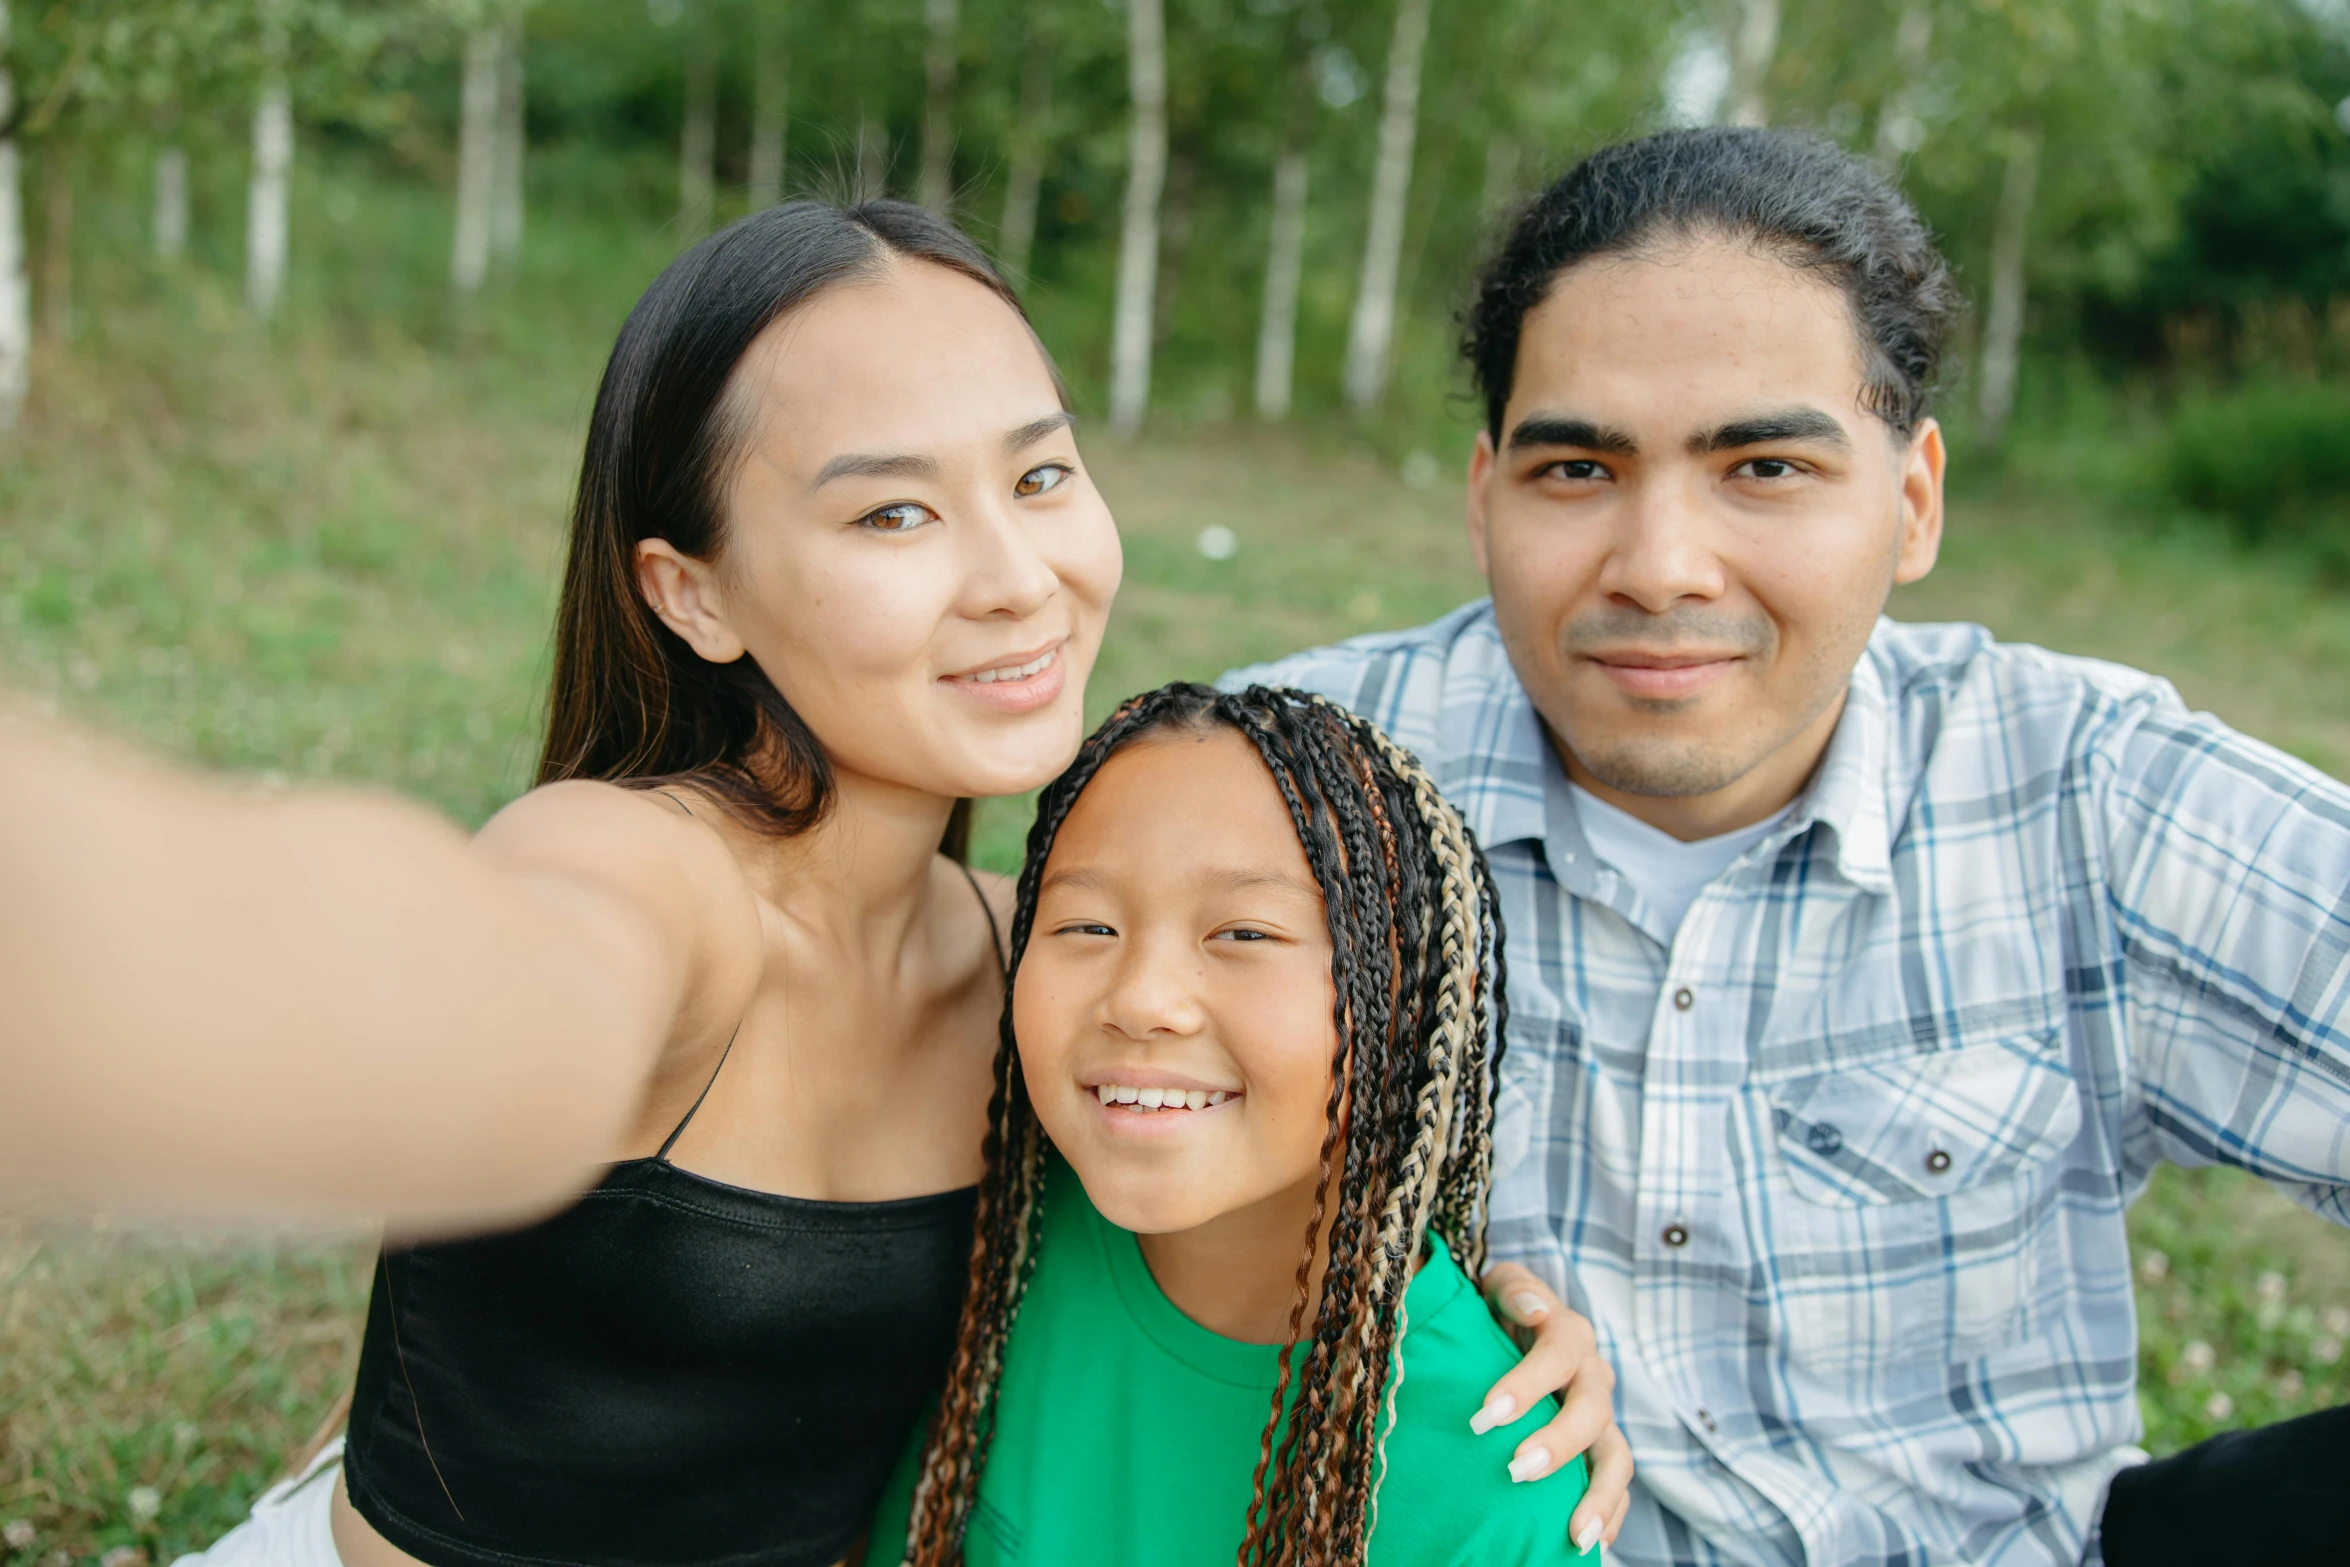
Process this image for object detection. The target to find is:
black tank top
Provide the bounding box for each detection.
[342,866,995,1567]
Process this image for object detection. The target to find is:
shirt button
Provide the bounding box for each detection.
[1672,986,1695,1011]
[1924,1148,1953,1175]
[1696,1408,1718,1433]
[1662,1222,1691,1248]
[1806,1122,1844,1157]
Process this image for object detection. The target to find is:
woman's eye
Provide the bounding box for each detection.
[858,501,939,533]
[1014,463,1072,499]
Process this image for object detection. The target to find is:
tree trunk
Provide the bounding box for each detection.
[0,0,24,430]
[1725,0,1779,128]
[36,152,65,343]
[1342,0,1432,415]
[916,0,957,213]
[1253,32,1316,422]
[493,12,525,265]
[1107,0,1165,436]
[747,11,788,211]
[245,72,292,319]
[996,29,1051,281]
[452,26,500,294]
[1976,125,2039,449]
[153,144,189,261]
[1872,0,1933,171]
[678,31,716,240]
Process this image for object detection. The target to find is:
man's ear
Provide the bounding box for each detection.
[635,540,748,664]
[1466,430,1496,578]
[1892,418,1946,586]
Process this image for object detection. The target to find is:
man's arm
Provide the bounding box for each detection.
[2100,694,2350,1217]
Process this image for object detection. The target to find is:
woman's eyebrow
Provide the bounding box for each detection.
[811,451,939,488]
[1005,412,1075,451]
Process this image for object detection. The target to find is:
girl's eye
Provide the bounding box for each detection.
[1213,928,1273,942]
[1014,463,1072,499]
[858,501,939,533]
[1057,921,1116,938]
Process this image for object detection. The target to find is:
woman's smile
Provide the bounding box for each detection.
[943,639,1067,713]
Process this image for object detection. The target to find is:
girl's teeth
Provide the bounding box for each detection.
[1184,1089,1207,1110]
[1115,1086,1139,1104]
[1096,1084,1117,1106]
[1207,1091,1227,1105]
[1137,1088,1164,1109]
[1092,1084,1237,1113]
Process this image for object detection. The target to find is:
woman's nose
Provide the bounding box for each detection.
[957,493,1060,621]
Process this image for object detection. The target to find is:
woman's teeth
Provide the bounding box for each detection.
[965,647,1057,685]
[1094,1084,1233,1113]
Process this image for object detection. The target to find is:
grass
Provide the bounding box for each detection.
[5,205,2349,1567]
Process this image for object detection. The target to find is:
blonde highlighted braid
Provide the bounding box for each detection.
[899,684,1508,1567]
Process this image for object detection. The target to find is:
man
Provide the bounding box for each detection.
[1226,128,2349,1567]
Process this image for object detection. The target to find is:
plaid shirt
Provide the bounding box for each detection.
[1224,601,2350,1567]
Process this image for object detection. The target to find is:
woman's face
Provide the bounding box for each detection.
[1013,728,1341,1235]
[640,259,1122,803]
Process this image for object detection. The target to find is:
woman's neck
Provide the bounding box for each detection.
[734,765,960,954]
[1136,1173,1332,1345]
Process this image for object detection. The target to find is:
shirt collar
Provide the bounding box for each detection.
[1798,635,1895,894]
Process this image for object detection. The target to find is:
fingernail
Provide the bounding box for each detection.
[1575,1517,1602,1554]
[1511,1291,1550,1322]
[1469,1393,1516,1434]
[1508,1445,1552,1483]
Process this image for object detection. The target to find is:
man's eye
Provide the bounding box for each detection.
[1733,458,1802,481]
[1015,463,1072,499]
[857,501,939,533]
[1540,459,1609,482]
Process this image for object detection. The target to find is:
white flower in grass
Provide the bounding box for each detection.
[2137,1250,2169,1283]
[2324,1306,2350,1338]
[2255,1271,2287,1303]
[2202,1391,2234,1422]
[2314,1336,2343,1366]
[1195,525,1238,561]
[127,1488,161,1523]
[2277,1369,2305,1401]
[4,1521,36,1551]
[2179,1339,2216,1375]
[100,1548,145,1567]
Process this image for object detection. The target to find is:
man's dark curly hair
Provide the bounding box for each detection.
[1463,127,1961,440]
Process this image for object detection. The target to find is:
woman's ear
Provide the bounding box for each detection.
[635,540,749,664]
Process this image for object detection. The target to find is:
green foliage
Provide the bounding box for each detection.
[2164,380,2350,560]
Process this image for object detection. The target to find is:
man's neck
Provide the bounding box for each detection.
[1561,688,1848,843]
[1136,1175,1331,1345]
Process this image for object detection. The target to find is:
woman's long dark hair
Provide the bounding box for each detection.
[901,684,1511,1566]
[539,199,1048,855]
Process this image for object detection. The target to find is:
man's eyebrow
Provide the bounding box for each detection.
[1005,412,1075,452]
[1689,407,1853,455]
[811,450,940,488]
[1506,415,1639,456]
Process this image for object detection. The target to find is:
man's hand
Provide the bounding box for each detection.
[1475,1261,1633,1555]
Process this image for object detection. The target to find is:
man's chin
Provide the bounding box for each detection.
[1560,730,1761,800]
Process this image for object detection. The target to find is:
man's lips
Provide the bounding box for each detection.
[1583,651,1746,701]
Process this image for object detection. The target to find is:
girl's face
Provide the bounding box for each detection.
[1014,728,1342,1234]
[638,260,1122,803]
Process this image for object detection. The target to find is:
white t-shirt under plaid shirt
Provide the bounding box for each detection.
[1222,601,2350,1567]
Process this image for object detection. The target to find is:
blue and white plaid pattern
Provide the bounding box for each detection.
[1225,601,2350,1567]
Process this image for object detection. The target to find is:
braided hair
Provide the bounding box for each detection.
[899,682,1510,1567]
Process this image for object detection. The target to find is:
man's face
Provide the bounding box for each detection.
[1467,235,1945,832]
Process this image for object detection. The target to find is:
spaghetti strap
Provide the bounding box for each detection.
[654,789,696,819]
[957,861,1007,976]
[656,1026,739,1162]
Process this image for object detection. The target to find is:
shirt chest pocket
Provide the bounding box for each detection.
[1758,1037,2082,1372]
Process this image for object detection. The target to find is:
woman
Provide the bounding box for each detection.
[175,200,1621,1567]
[875,684,1589,1565]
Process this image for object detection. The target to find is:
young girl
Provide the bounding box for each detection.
[870,684,1596,1565]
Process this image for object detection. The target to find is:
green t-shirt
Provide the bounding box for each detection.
[866,1163,1594,1566]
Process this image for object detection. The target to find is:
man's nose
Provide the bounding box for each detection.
[1596,473,1728,614]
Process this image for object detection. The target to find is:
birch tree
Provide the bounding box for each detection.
[1724,0,1779,127]
[153,144,189,260]
[678,21,715,240]
[1872,0,1934,170]
[996,22,1051,282]
[1254,17,1318,421]
[37,157,65,343]
[451,24,500,294]
[1108,0,1166,436]
[245,45,293,319]
[916,0,958,214]
[492,10,524,266]
[1341,0,1432,415]
[0,0,27,431]
[1975,124,2039,448]
[748,7,788,212]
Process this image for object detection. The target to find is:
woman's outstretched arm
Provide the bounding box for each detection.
[0,706,681,1233]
